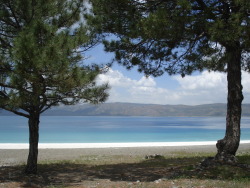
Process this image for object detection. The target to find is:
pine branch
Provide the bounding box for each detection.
[6,2,21,29]
[0,104,30,118]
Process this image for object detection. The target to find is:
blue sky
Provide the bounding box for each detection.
[85,44,250,105]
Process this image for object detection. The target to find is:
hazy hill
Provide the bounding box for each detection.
[1,103,249,116]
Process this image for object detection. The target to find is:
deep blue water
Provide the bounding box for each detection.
[0,116,249,143]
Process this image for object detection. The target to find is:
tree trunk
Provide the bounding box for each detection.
[215,44,243,163]
[25,113,40,174]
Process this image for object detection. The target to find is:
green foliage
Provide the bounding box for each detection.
[89,0,250,76]
[0,0,109,118]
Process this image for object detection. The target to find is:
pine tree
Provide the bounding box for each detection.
[0,0,109,174]
[89,0,250,162]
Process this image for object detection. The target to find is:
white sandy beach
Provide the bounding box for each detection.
[0,140,250,149]
[0,141,217,149]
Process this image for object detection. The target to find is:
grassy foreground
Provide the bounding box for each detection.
[0,151,250,188]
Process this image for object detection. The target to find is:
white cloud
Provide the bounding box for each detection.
[97,69,250,105]
[175,71,226,90]
[172,71,228,104]
[136,76,156,87]
[97,69,168,104]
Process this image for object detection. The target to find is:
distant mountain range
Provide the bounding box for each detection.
[1,103,249,116]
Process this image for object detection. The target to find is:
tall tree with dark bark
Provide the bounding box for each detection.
[0,0,109,174]
[88,0,250,162]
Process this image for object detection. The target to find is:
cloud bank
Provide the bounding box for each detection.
[97,69,250,105]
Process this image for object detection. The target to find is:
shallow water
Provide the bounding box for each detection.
[0,116,249,143]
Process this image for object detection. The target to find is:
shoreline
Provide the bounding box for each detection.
[0,140,250,149]
[1,143,250,166]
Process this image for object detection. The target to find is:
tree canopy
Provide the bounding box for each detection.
[0,0,108,116]
[89,0,250,76]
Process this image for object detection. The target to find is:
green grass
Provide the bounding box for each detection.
[1,151,250,188]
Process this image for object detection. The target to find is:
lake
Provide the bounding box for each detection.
[0,116,249,143]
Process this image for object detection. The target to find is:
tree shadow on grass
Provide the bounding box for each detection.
[0,156,249,187]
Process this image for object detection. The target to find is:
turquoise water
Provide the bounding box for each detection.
[0,116,249,143]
